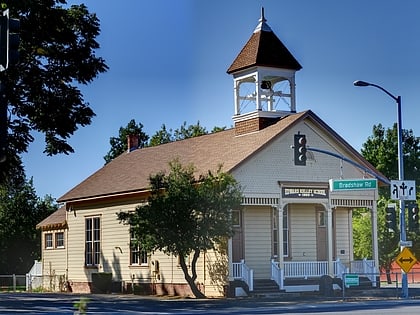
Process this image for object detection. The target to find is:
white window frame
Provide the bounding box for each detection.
[283,206,289,257]
[45,233,53,249]
[130,229,148,266]
[55,232,65,248]
[85,216,101,267]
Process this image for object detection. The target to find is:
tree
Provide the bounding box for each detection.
[173,121,207,140]
[2,1,107,174]
[360,123,420,279]
[148,124,173,147]
[352,208,372,260]
[0,158,57,273]
[117,160,242,298]
[103,119,149,164]
[361,123,420,195]
[148,121,208,147]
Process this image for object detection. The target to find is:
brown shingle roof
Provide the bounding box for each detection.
[58,110,388,203]
[59,112,307,202]
[36,206,67,230]
[227,19,301,74]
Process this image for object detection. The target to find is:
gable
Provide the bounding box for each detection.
[232,116,384,195]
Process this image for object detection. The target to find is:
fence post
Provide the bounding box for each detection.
[249,269,254,292]
[12,274,16,292]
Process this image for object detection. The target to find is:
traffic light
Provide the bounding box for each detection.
[294,134,307,166]
[0,9,20,71]
[408,203,419,232]
[385,205,397,233]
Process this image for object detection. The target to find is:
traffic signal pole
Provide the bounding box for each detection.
[0,79,6,162]
[0,8,20,163]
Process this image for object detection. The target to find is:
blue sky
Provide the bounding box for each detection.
[22,0,420,199]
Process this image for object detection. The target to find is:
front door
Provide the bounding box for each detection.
[232,210,244,262]
[316,209,327,260]
[316,208,336,261]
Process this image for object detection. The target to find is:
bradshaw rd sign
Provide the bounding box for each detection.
[329,179,377,192]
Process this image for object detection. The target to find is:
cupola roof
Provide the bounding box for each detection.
[227,8,302,74]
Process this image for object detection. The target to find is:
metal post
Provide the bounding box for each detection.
[396,95,408,298]
[354,80,408,298]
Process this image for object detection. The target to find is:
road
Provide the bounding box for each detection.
[2,293,420,314]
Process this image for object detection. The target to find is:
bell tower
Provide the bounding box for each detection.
[227,8,302,135]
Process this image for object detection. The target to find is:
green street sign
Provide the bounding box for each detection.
[329,179,377,191]
[344,274,359,287]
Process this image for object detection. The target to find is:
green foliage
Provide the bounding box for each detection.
[360,124,420,271]
[148,121,208,147]
[73,297,89,315]
[361,123,420,196]
[0,160,57,273]
[148,124,173,147]
[117,160,242,297]
[103,119,149,164]
[148,121,226,147]
[2,1,108,176]
[352,208,372,259]
[173,121,207,140]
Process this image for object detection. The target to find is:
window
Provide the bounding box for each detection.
[272,208,278,257]
[130,229,148,266]
[272,206,289,257]
[318,211,326,227]
[232,210,241,227]
[55,232,64,248]
[283,206,289,257]
[85,217,101,266]
[45,233,53,249]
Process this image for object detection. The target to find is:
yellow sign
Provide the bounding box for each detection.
[395,247,418,273]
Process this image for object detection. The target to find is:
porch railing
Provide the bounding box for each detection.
[232,260,254,291]
[284,261,329,278]
[271,259,284,289]
[350,258,377,286]
[280,260,348,279]
[334,259,349,277]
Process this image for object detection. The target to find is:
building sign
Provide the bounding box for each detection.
[329,179,377,191]
[282,187,328,199]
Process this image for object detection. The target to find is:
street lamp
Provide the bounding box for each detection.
[353,80,407,298]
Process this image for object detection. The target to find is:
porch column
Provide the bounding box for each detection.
[277,204,284,269]
[228,237,234,281]
[326,205,334,276]
[371,203,379,272]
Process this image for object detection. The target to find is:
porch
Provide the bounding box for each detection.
[232,259,377,294]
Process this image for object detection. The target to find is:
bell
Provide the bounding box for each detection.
[260,80,271,90]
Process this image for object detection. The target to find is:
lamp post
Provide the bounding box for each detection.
[353,80,408,298]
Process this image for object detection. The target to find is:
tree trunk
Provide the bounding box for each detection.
[386,268,392,284]
[179,251,206,298]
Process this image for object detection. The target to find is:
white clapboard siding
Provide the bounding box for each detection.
[290,204,317,260]
[334,207,351,264]
[233,122,369,196]
[41,229,67,277]
[243,206,272,279]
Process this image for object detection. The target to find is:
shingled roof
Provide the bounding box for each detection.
[58,110,385,203]
[36,206,67,230]
[59,112,307,202]
[227,9,301,74]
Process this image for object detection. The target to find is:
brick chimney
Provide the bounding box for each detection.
[234,116,280,136]
[127,134,139,152]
